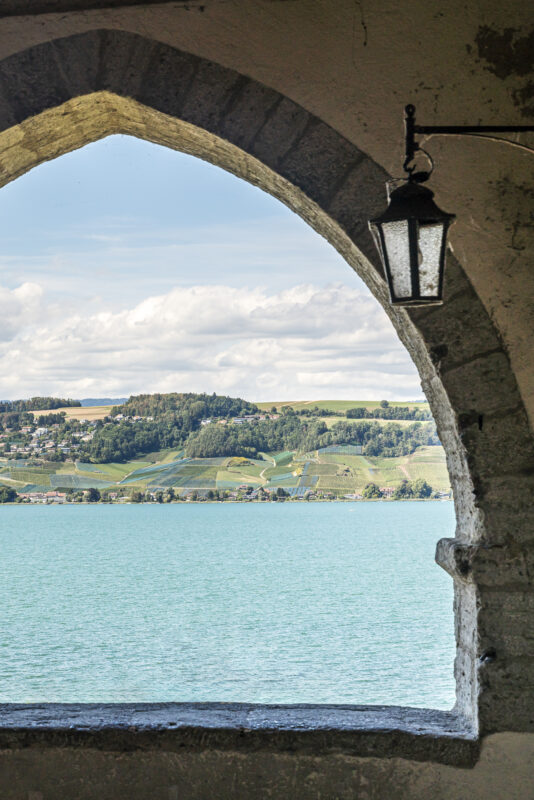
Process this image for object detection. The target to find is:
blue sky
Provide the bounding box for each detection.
[0,135,421,402]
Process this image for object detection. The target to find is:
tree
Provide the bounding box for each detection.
[131,490,144,503]
[380,400,390,409]
[164,488,175,503]
[392,480,413,500]
[86,487,101,502]
[362,482,383,499]
[0,486,17,503]
[411,478,432,498]
[346,407,367,419]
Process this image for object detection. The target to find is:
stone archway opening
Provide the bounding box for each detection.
[0,28,532,741]
[0,129,456,711]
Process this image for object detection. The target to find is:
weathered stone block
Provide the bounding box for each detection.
[453,580,478,651]
[49,31,102,98]
[474,473,534,544]
[478,657,534,732]
[478,591,534,657]
[442,351,521,417]
[221,80,282,151]
[411,287,503,374]
[180,60,247,136]
[461,407,534,479]
[251,96,310,169]
[327,155,388,235]
[453,644,477,721]
[279,120,363,207]
[0,39,72,123]
[326,156,390,271]
[134,41,199,119]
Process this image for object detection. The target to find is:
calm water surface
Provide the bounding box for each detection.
[0,501,455,707]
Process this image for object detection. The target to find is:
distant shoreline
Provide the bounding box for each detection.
[1,497,452,507]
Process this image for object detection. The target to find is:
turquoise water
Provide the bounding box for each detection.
[0,502,455,707]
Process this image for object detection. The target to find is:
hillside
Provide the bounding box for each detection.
[0,444,450,499]
[0,395,450,501]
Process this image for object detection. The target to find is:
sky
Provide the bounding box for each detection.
[0,135,422,403]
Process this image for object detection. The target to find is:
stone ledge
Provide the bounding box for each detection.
[436,537,534,586]
[0,703,478,767]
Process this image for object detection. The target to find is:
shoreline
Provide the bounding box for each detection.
[1,497,452,506]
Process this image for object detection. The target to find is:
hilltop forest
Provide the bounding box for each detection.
[75,393,439,463]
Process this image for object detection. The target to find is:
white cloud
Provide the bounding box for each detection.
[0,282,45,342]
[0,282,422,402]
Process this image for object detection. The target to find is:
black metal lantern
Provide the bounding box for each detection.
[369,104,534,306]
[369,181,455,306]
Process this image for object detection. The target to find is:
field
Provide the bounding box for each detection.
[0,445,450,497]
[29,400,430,423]
[256,400,429,413]
[29,405,114,421]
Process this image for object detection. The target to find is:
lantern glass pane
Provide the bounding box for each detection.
[381,220,411,298]
[418,222,444,296]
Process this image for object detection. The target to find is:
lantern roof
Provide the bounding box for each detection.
[370,182,455,227]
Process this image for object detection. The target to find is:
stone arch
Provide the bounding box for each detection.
[0,28,532,733]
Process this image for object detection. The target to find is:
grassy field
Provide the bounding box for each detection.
[257,400,429,413]
[30,405,114,421]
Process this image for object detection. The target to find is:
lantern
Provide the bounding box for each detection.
[369,181,455,306]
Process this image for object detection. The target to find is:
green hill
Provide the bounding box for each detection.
[0,396,450,500]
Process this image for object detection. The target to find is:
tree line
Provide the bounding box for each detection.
[186,417,439,459]
[113,392,258,419]
[362,479,433,499]
[0,397,80,413]
[79,412,438,464]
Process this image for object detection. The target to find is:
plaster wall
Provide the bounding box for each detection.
[1,733,534,800]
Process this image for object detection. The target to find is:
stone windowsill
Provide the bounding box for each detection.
[0,703,478,767]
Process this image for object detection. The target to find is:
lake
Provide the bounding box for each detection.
[0,501,455,707]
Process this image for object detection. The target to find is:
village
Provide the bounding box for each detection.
[0,410,278,459]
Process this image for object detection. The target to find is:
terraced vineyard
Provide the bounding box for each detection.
[0,444,450,497]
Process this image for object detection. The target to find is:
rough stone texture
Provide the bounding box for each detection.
[0,3,532,796]
[0,704,477,766]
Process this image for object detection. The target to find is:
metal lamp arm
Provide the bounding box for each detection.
[404,104,534,179]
